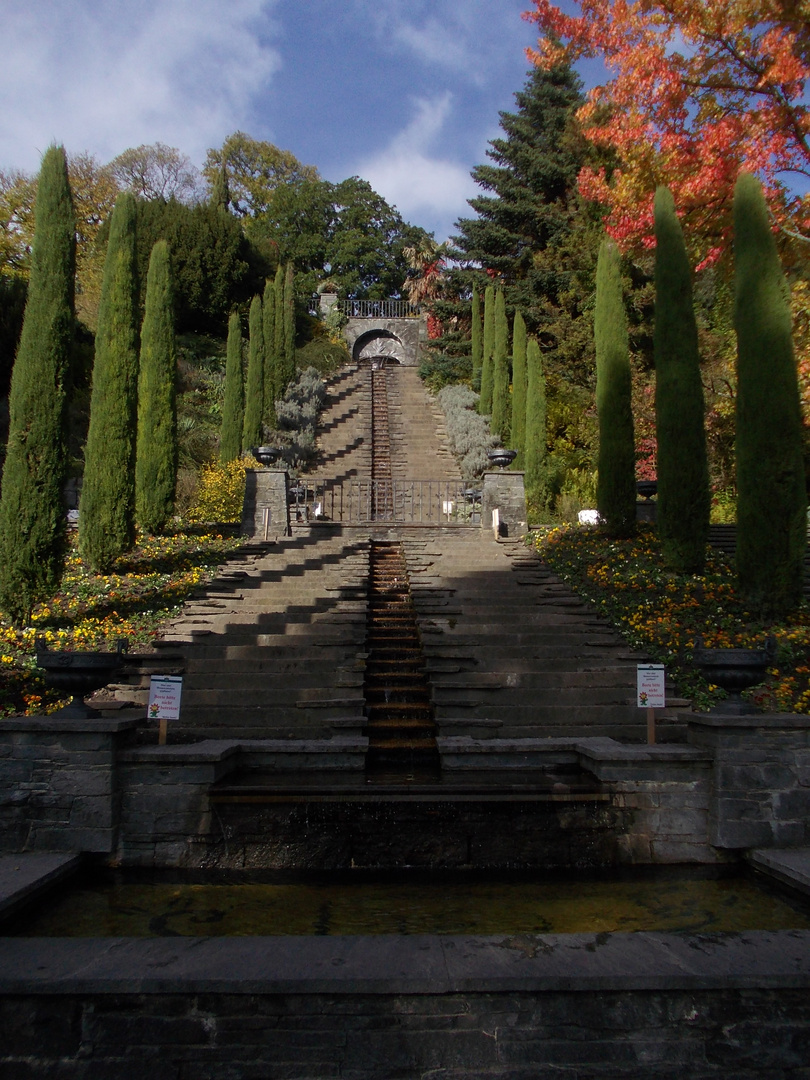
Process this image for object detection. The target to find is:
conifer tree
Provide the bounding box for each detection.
[479,284,495,414]
[242,294,264,451]
[79,191,139,571]
[524,336,547,502]
[654,187,709,573]
[283,262,296,387]
[273,264,285,393]
[470,287,483,390]
[220,312,244,463]
[262,276,277,428]
[510,310,528,467]
[0,146,75,625]
[595,236,635,537]
[490,289,511,441]
[135,240,177,534]
[734,172,806,616]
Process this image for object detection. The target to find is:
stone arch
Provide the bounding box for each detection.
[352,329,405,365]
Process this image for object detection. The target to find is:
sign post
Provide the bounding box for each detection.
[148,675,183,746]
[636,664,665,745]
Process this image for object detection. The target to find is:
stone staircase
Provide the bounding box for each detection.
[125,360,687,759]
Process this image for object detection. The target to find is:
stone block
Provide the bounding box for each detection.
[710,817,774,849]
[775,789,810,819]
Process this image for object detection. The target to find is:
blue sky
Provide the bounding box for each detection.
[1,0,557,242]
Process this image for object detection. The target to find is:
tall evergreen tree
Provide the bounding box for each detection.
[135,240,177,534]
[273,264,285,393]
[524,337,547,502]
[510,310,528,467]
[283,262,296,387]
[654,187,710,573]
[0,146,75,625]
[490,289,511,441]
[242,294,264,451]
[79,191,139,571]
[451,62,587,329]
[479,284,495,414]
[262,275,277,428]
[734,172,806,617]
[220,312,244,463]
[470,286,482,390]
[595,236,635,537]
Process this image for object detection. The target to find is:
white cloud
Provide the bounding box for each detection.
[0,0,282,172]
[355,94,478,240]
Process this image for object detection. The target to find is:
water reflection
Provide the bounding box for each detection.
[10,868,810,938]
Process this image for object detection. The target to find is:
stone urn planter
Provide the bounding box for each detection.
[692,636,776,713]
[251,445,281,467]
[35,638,128,718]
[487,449,517,470]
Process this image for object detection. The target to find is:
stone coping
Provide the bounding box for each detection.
[750,847,810,897]
[0,853,83,919]
[0,930,809,996]
[118,737,369,764]
[685,711,810,729]
[0,715,140,733]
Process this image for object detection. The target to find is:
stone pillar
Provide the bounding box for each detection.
[241,468,289,539]
[687,712,810,849]
[319,291,338,316]
[0,715,139,854]
[481,471,528,537]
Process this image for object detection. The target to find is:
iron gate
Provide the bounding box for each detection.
[288,479,481,526]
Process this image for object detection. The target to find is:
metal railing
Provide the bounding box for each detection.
[288,479,481,526]
[340,299,421,319]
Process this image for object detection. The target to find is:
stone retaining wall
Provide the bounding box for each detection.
[1,931,809,1079]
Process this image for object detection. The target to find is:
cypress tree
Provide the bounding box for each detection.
[510,310,528,467]
[470,287,483,390]
[595,236,636,537]
[490,289,511,441]
[135,241,177,534]
[654,186,710,573]
[220,312,244,463]
[283,262,296,387]
[734,172,806,617]
[242,294,264,451]
[79,191,139,571]
[0,146,75,626]
[273,265,285,394]
[524,336,547,502]
[262,276,277,428]
[479,284,495,414]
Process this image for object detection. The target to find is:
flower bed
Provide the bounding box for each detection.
[0,530,243,716]
[529,524,810,712]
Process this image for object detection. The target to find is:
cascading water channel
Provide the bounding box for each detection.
[369,361,393,519]
[363,541,440,776]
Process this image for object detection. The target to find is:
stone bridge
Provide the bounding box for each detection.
[319,294,427,366]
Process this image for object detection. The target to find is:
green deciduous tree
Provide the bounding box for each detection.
[479,284,495,413]
[242,294,264,451]
[220,312,244,463]
[79,191,140,570]
[0,146,75,625]
[734,172,806,617]
[524,337,547,503]
[654,186,710,574]
[595,236,636,537]
[490,289,511,441]
[510,310,528,467]
[135,240,177,534]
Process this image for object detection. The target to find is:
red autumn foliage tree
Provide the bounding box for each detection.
[523,0,810,264]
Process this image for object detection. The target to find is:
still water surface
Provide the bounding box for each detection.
[10,868,810,937]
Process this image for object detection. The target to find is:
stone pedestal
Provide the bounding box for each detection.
[687,711,810,849]
[241,468,289,539]
[480,470,528,537]
[0,715,139,854]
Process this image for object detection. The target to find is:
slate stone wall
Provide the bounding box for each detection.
[0,718,138,855]
[2,987,810,1078]
[481,471,528,537]
[688,714,810,850]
